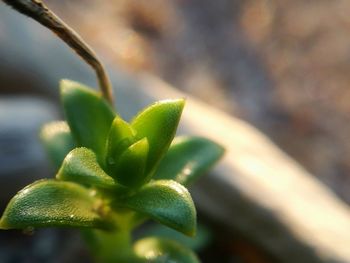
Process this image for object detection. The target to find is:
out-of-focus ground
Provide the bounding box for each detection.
[44,0,350,203]
[1,0,350,262]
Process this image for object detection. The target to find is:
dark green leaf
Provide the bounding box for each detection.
[114,138,149,187]
[155,136,224,186]
[0,180,108,229]
[106,116,136,172]
[40,121,76,169]
[61,80,115,165]
[134,237,200,263]
[121,180,196,236]
[131,99,185,175]
[57,147,117,188]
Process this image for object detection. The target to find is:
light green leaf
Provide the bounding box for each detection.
[0,180,108,230]
[40,121,76,169]
[113,138,149,187]
[121,180,196,236]
[155,137,224,186]
[61,80,115,165]
[106,116,136,171]
[131,99,185,175]
[134,237,200,263]
[57,147,117,188]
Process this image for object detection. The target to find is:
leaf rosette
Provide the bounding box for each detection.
[0,80,224,240]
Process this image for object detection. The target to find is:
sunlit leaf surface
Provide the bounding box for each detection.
[0,180,107,229]
[121,180,196,236]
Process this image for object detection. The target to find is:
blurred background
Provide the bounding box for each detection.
[1,0,350,262]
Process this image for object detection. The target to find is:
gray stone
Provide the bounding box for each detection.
[0,97,58,202]
[117,74,350,263]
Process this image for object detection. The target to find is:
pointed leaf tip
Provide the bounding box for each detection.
[106,116,136,171]
[60,80,115,165]
[131,99,185,175]
[57,147,117,188]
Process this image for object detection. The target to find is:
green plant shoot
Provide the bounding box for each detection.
[0,1,224,262]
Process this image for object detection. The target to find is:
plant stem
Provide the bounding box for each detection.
[82,210,143,263]
[83,228,140,263]
[2,0,114,106]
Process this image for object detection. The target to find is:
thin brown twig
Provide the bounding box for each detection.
[2,0,114,105]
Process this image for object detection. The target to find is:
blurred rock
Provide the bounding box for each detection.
[0,229,91,263]
[132,74,350,263]
[0,97,58,205]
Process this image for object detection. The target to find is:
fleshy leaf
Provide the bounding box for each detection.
[140,223,211,252]
[106,116,136,171]
[57,147,117,188]
[113,138,149,187]
[61,80,115,165]
[40,121,76,169]
[0,180,108,229]
[131,99,185,175]
[121,180,196,236]
[134,237,200,263]
[155,136,224,186]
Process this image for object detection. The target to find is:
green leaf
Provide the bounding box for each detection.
[131,99,185,175]
[61,80,115,165]
[113,138,149,187]
[134,237,200,263]
[140,223,212,252]
[0,180,108,230]
[106,116,136,171]
[57,147,117,188]
[121,180,196,236]
[40,121,76,169]
[155,136,224,186]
